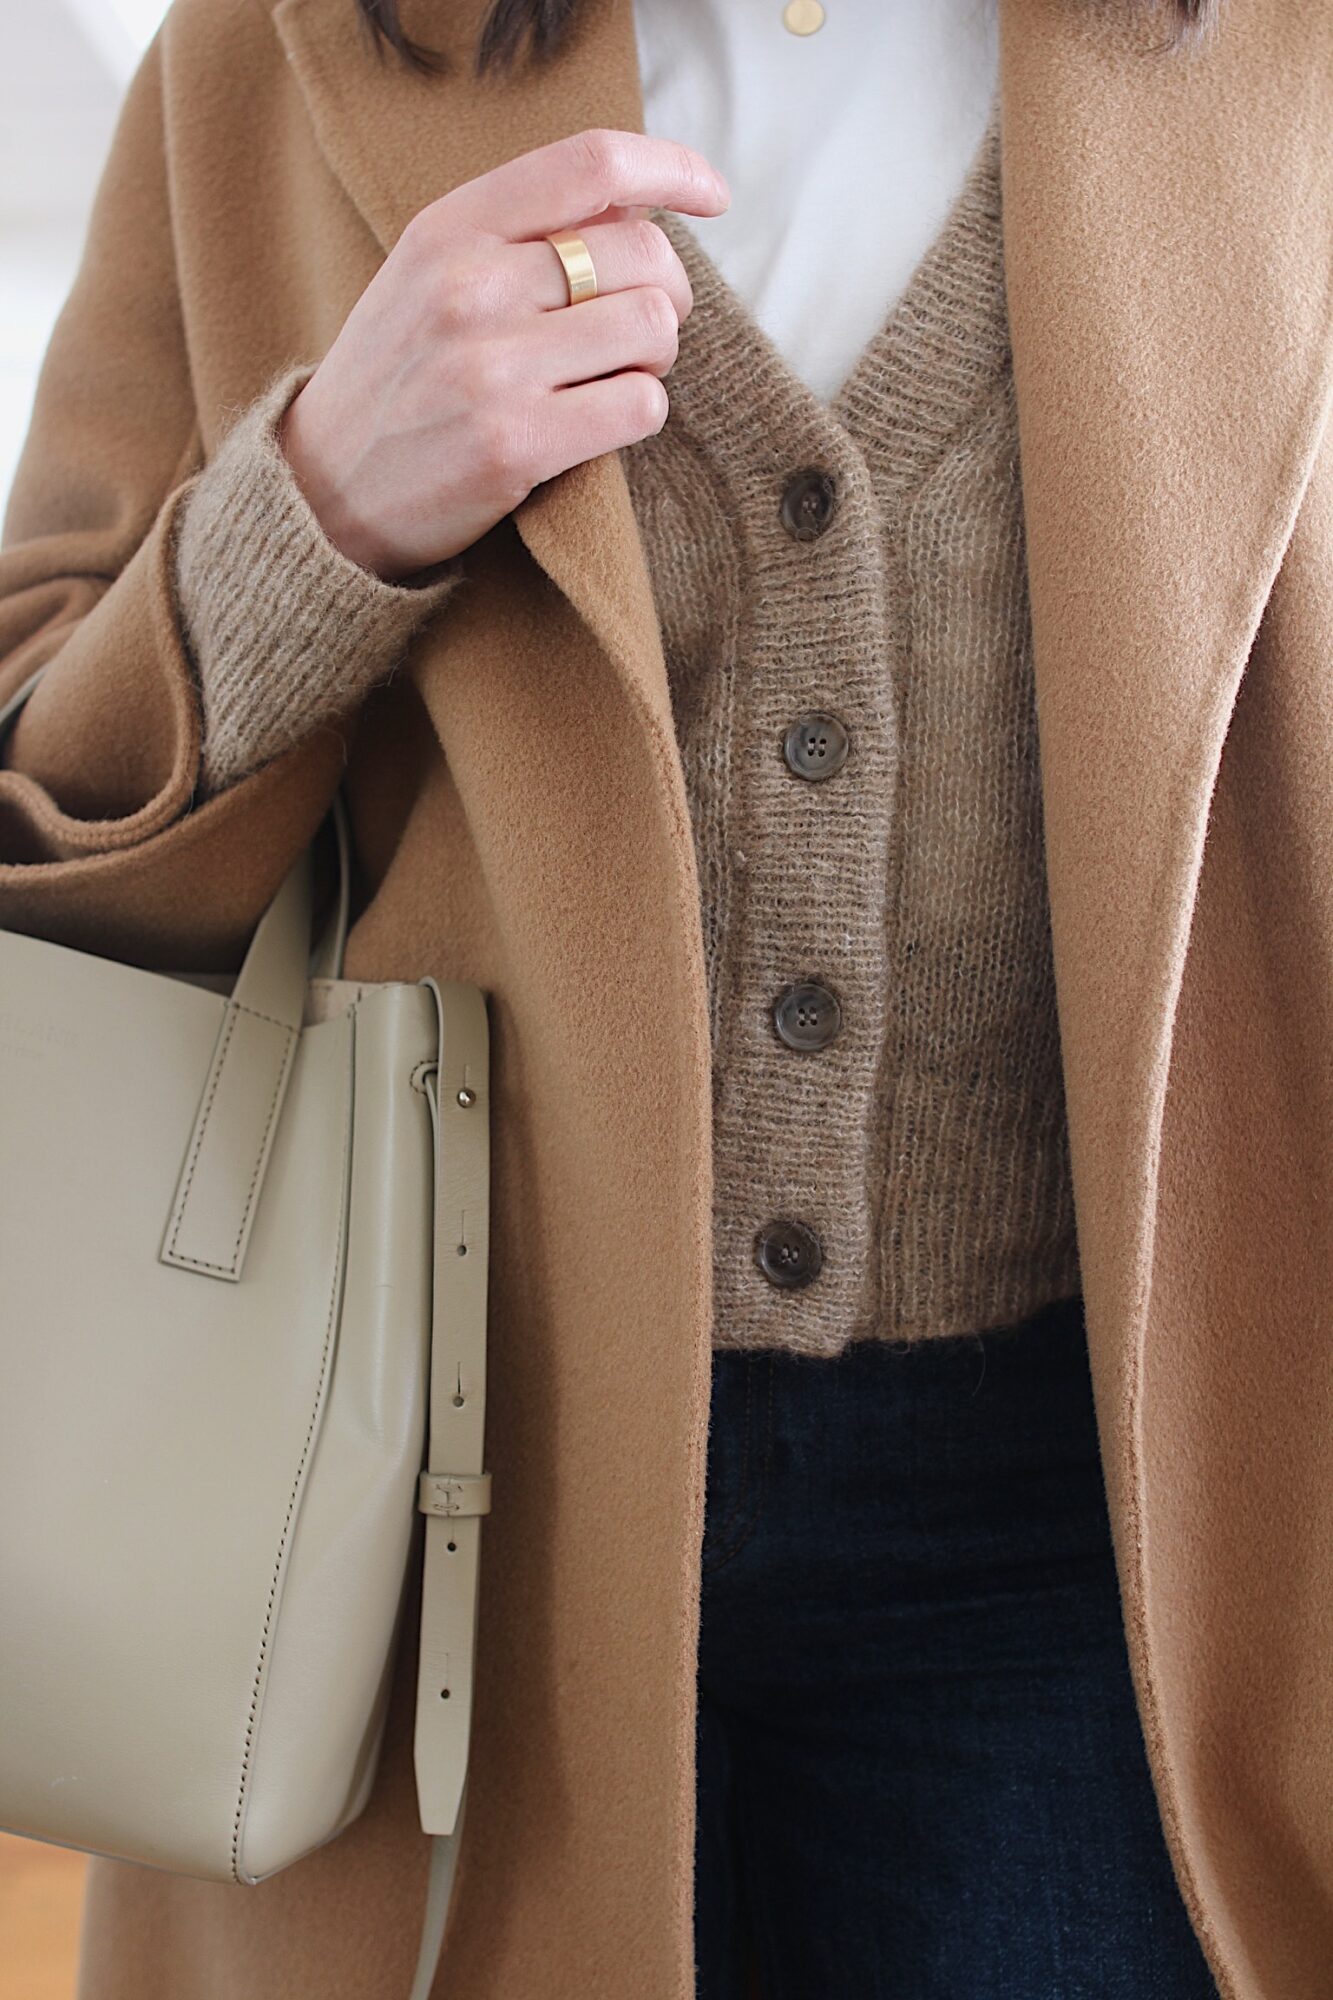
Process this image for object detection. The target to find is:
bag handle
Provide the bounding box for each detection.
[160,793,353,1280]
[0,663,350,1281]
[0,663,47,744]
[311,786,352,982]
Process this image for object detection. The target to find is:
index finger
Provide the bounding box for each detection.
[451,127,730,242]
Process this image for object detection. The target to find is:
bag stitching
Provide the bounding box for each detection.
[165,1007,241,1262]
[166,1004,297,1276]
[227,999,300,1033]
[229,1025,355,1881]
[218,1026,297,1274]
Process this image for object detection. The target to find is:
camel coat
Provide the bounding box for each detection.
[2,0,1332,1993]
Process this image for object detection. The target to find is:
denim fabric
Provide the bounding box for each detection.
[693,1293,1221,1999]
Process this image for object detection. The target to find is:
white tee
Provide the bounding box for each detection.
[631,0,1001,404]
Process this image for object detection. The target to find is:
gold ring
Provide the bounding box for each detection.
[545,231,598,306]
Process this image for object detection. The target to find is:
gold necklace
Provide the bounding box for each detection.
[782,0,826,34]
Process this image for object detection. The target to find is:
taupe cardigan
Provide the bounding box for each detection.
[0,0,1331,1994]
[174,96,1080,1356]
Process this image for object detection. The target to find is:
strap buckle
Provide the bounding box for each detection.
[417,1470,492,1518]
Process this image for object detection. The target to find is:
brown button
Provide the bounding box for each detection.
[773,981,842,1051]
[779,468,838,541]
[754,1218,824,1290]
[783,712,850,781]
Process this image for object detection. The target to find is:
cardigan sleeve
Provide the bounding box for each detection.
[173,361,465,800]
[0,26,351,973]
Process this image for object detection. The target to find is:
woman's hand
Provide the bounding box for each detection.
[277,128,730,582]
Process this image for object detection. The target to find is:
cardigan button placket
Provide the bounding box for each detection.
[615,128,1081,1353]
[774,472,846,1299]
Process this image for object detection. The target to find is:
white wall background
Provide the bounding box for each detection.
[0,0,169,520]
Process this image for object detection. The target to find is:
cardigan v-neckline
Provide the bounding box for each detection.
[648,84,1009,479]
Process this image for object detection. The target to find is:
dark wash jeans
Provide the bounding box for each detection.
[693,1293,1221,2000]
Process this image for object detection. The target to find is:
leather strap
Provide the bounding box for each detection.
[413,976,490,1839]
[407,1793,468,2000]
[310,788,352,982]
[160,778,355,1279]
[418,1471,492,1517]
[159,846,311,1278]
[401,977,491,1995]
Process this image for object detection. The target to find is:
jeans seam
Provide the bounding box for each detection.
[702,1354,777,1578]
[703,1356,757,1561]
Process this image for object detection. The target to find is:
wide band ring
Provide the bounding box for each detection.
[545,230,598,307]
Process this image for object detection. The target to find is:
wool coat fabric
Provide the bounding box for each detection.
[0,0,1331,1995]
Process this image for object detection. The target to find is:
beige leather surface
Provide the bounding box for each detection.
[2,932,361,1879]
[160,847,315,1283]
[0,669,492,1903]
[237,982,442,1882]
[413,977,491,1839]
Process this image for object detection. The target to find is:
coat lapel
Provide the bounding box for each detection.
[998,0,1333,1546]
[998,14,1333,1974]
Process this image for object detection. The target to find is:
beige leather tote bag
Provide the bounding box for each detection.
[0,664,490,1999]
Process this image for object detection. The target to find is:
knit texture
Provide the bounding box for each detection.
[175,93,1080,1357]
[171,363,465,796]
[621,93,1081,1353]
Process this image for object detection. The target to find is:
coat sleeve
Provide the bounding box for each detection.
[0,25,348,972]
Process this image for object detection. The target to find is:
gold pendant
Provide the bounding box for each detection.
[782,0,826,34]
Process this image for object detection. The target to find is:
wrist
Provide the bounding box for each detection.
[277,386,401,581]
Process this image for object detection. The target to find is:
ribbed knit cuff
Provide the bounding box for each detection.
[172,362,465,797]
